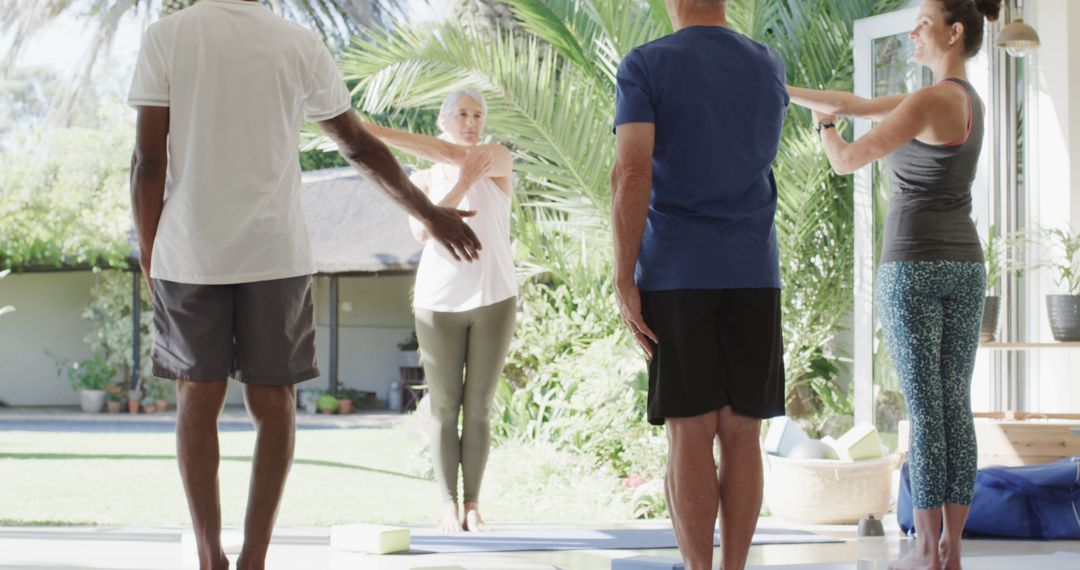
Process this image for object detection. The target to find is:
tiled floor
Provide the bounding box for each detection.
[1,518,1078,570]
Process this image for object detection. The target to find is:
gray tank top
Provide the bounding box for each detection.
[880,78,984,264]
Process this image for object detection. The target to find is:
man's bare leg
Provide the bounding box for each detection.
[939,503,969,570]
[716,407,763,570]
[176,379,230,570]
[666,412,721,570]
[236,384,296,570]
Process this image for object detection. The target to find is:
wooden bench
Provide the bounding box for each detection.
[898,412,1080,468]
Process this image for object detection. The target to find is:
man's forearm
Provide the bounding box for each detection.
[340,137,435,222]
[130,153,167,267]
[612,170,651,286]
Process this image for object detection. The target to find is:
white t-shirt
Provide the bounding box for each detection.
[413,164,518,312]
[127,0,351,284]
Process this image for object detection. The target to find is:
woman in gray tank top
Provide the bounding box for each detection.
[788,1,1002,569]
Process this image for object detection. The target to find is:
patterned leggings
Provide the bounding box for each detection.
[877,261,985,510]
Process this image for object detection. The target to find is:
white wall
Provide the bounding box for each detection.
[306,275,416,405]
[0,271,96,405]
[1025,0,1080,412]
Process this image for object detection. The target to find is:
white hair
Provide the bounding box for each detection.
[439,88,487,118]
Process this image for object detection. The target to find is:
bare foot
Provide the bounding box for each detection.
[891,540,942,570]
[939,539,962,570]
[200,550,229,570]
[463,502,490,532]
[204,554,229,570]
[439,502,463,533]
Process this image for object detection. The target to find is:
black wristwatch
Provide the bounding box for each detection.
[815,120,836,134]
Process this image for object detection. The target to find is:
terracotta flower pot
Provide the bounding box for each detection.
[106,401,122,414]
[128,399,140,414]
[156,399,169,413]
[337,399,354,415]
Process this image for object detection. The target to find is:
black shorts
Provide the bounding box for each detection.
[151,275,320,386]
[640,288,786,426]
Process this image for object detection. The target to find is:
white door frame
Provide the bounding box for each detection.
[852,6,921,426]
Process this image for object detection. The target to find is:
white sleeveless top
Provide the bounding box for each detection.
[413,163,517,312]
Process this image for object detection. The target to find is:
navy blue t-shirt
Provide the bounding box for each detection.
[614,26,789,291]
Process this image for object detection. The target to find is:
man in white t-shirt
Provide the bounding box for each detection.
[128,1,480,568]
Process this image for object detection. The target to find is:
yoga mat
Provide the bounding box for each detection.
[745,552,1080,570]
[402,527,840,554]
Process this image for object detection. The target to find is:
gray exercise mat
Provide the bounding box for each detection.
[745,552,1080,570]
[404,527,840,554]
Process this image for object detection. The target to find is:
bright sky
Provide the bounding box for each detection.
[8,0,453,78]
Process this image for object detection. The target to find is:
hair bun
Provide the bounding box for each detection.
[975,0,1003,22]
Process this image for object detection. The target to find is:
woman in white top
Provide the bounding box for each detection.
[363,89,517,532]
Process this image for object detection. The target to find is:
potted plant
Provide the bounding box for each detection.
[981,227,1004,343]
[144,377,170,413]
[127,388,143,414]
[141,395,159,414]
[336,387,355,415]
[317,392,339,415]
[397,331,421,368]
[1034,227,1080,341]
[105,384,123,413]
[298,389,320,414]
[59,354,115,413]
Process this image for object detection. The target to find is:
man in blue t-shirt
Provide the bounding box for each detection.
[611,1,788,568]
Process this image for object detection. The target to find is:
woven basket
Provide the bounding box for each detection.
[763,453,899,524]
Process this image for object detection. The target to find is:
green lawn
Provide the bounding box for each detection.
[0,424,636,527]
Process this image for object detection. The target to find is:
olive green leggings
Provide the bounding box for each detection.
[415,296,516,504]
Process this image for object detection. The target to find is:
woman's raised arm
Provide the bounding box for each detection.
[361,121,513,179]
[788,86,909,122]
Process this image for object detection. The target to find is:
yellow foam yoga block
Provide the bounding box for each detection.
[330,524,411,554]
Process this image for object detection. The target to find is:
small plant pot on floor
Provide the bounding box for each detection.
[1047,295,1080,341]
[317,393,339,415]
[78,389,106,413]
[337,399,354,414]
[156,399,169,413]
[981,296,1001,343]
[106,401,122,413]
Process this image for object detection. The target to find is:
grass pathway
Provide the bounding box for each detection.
[0,425,634,527]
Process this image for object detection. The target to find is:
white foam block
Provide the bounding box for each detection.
[764,417,810,457]
[612,555,685,570]
[330,523,410,554]
[835,422,884,461]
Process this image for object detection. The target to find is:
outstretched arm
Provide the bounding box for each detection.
[318,110,482,262]
[788,86,908,122]
[815,89,935,175]
[360,120,513,179]
[130,106,169,290]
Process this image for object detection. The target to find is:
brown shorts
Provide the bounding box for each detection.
[151,275,319,386]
